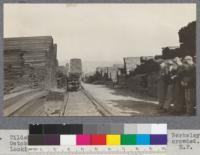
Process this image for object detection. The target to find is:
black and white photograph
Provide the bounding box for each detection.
[3,3,196,116]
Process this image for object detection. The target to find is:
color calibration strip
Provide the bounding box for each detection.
[29,134,167,145]
[28,124,167,146]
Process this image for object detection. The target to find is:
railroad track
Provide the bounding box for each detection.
[60,92,69,116]
[4,90,48,116]
[60,87,112,116]
[5,87,113,116]
[10,96,47,116]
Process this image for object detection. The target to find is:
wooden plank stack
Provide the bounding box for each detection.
[4,36,58,94]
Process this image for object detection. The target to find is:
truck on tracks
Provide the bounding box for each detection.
[67,58,82,91]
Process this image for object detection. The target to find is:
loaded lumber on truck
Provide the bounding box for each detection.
[67,58,82,91]
[4,36,58,94]
[56,66,68,89]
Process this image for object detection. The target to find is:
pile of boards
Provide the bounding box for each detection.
[4,36,58,94]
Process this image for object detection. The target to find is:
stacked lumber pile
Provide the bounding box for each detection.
[162,21,196,59]
[179,21,196,57]
[4,36,58,94]
[4,50,24,94]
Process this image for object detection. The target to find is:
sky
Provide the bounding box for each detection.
[4,4,196,69]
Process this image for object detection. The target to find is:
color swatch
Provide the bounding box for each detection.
[91,134,106,145]
[28,124,167,146]
[106,134,121,145]
[121,134,136,145]
[136,134,150,145]
[77,134,91,145]
[60,135,76,145]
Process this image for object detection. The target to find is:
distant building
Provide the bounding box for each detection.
[140,56,154,63]
[65,63,69,73]
[123,57,141,75]
[113,64,124,69]
[96,67,102,73]
[112,64,124,76]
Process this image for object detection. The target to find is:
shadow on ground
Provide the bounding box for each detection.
[109,99,164,116]
[104,84,157,102]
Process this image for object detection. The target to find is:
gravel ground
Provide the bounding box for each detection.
[82,82,162,116]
